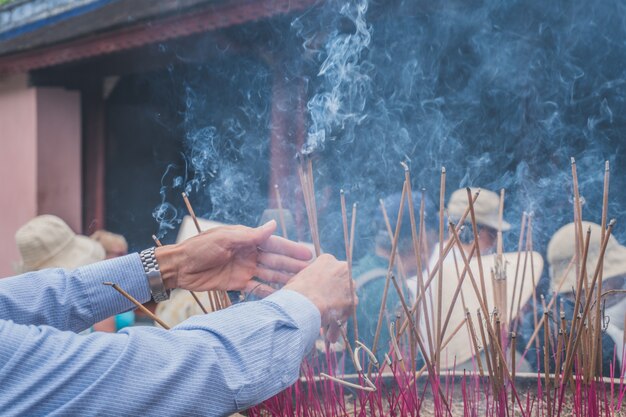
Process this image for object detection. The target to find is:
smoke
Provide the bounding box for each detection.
[303,0,372,153]
[150,0,626,267]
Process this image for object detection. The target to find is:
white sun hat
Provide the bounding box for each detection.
[547,221,626,294]
[447,188,511,232]
[15,215,105,273]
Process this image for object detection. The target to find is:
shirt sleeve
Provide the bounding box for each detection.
[0,289,321,416]
[0,254,150,332]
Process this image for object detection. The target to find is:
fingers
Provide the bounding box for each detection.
[250,220,278,245]
[259,235,313,261]
[257,251,310,274]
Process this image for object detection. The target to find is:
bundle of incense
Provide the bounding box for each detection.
[296,154,321,257]
[181,192,230,311]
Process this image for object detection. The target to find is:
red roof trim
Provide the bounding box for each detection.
[0,0,317,74]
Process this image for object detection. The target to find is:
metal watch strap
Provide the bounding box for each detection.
[140,247,170,302]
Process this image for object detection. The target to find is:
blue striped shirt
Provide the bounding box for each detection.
[0,254,321,416]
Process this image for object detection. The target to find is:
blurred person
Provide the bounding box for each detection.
[537,221,625,375]
[15,215,106,274]
[425,188,543,370]
[346,192,438,368]
[0,219,357,415]
[15,216,134,333]
[445,187,510,256]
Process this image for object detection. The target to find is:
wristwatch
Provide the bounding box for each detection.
[140,247,170,302]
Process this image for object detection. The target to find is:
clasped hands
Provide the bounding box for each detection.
[155,220,357,337]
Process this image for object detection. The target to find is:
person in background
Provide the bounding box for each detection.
[15,215,106,274]
[445,187,510,257]
[15,216,135,333]
[542,221,625,375]
[90,230,136,331]
[346,192,438,369]
[1,219,356,415]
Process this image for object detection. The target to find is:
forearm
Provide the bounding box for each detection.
[0,290,320,416]
[0,254,149,332]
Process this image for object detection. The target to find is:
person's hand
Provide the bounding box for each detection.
[283,254,357,341]
[155,220,312,294]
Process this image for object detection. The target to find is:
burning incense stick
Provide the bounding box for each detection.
[103,282,170,329]
[436,167,446,374]
[182,191,202,235]
[509,212,527,325]
[590,160,610,379]
[340,190,358,342]
[466,187,490,316]
[273,184,288,239]
[543,312,552,417]
[371,180,407,361]
[401,162,435,358]
[151,234,163,247]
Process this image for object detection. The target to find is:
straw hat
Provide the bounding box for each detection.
[436,250,543,366]
[447,188,511,232]
[15,215,105,272]
[547,221,626,294]
[90,230,128,257]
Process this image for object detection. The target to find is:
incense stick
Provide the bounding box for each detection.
[371,180,407,360]
[340,190,359,343]
[436,167,446,374]
[103,282,170,329]
[401,162,436,359]
[590,160,610,379]
[273,184,288,239]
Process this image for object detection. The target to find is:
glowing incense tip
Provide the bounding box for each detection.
[605,160,610,171]
[273,184,279,190]
[151,234,162,247]
[400,161,409,171]
[441,166,446,173]
[571,156,576,164]
[352,202,357,209]
[609,218,616,227]
[340,188,345,195]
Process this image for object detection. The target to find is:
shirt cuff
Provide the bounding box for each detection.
[264,289,321,351]
[79,253,151,322]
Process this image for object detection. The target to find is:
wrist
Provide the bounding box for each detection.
[155,245,181,290]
